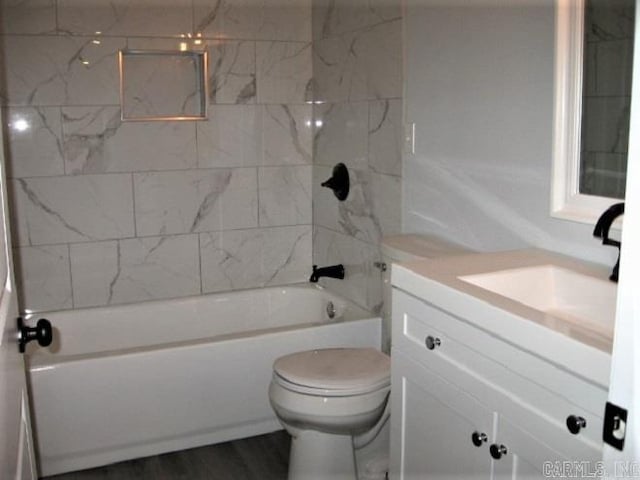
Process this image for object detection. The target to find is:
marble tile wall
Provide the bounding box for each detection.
[1,0,313,312]
[311,0,403,314]
[580,0,635,199]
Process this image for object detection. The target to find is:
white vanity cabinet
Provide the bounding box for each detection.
[390,288,608,480]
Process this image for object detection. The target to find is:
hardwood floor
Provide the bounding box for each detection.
[44,431,291,480]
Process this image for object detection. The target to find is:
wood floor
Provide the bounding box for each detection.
[44,431,291,480]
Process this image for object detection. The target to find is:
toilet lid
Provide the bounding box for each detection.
[273,348,390,395]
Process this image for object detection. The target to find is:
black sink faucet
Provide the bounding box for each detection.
[309,264,345,283]
[593,202,624,282]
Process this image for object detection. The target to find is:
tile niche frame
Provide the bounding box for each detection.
[118,49,209,122]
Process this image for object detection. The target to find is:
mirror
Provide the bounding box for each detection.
[552,0,635,223]
[119,50,208,122]
[579,0,635,199]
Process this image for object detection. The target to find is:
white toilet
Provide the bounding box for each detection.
[269,234,469,480]
[269,347,390,480]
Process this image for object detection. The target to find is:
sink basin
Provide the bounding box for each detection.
[459,265,616,335]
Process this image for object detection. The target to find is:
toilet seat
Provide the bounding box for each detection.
[273,348,390,397]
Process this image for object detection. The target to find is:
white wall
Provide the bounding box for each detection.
[403,0,619,266]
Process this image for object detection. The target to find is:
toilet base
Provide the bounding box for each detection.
[288,430,356,480]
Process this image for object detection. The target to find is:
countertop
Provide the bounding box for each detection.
[391,248,614,388]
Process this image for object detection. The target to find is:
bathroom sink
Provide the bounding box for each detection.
[459,265,616,334]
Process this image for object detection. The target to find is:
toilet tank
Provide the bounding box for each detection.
[380,234,470,353]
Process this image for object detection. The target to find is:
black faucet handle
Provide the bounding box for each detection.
[321,163,349,201]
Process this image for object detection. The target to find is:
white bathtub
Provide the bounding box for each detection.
[26,284,382,476]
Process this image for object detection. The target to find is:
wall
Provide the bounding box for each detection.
[0,0,313,312]
[311,0,403,312]
[403,0,620,267]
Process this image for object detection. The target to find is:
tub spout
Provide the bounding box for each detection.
[309,264,345,283]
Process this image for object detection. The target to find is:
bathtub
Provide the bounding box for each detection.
[26,284,382,476]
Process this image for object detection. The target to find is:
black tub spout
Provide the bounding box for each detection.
[309,264,345,283]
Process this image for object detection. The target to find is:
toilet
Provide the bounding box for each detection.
[269,348,390,480]
[269,234,469,480]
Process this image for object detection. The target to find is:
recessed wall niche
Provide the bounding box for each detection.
[118,49,208,121]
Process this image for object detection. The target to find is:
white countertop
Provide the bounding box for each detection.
[391,249,613,388]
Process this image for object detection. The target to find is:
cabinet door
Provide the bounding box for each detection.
[390,352,494,480]
[492,414,569,480]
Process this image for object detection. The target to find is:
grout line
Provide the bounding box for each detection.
[130,173,137,237]
[197,232,203,295]
[67,242,75,309]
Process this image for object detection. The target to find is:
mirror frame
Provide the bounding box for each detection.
[551,0,624,226]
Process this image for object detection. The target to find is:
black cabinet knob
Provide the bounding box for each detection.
[425,335,441,350]
[566,415,587,434]
[471,431,487,447]
[489,444,508,460]
[17,317,52,353]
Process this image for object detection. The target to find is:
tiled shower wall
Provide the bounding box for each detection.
[311,0,403,312]
[1,0,314,312]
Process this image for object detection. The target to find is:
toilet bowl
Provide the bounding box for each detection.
[269,347,390,480]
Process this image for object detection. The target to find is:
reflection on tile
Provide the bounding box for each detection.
[580,152,627,199]
[14,245,72,312]
[2,36,124,106]
[63,106,197,174]
[200,225,311,292]
[194,0,311,41]
[313,166,401,245]
[357,19,402,100]
[368,99,402,176]
[313,18,402,102]
[313,102,368,168]
[584,38,634,97]
[369,171,402,236]
[368,0,402,26]
[194,0,263,40]
[312,165,341,232]
[259,166,312,226]
[209,40,256,104]
[4,107,65,178]
[11,175,134,246]
[582,96,631,153]
[312,0,369,39]
[260,0,312,41]
[57,0,192,37]
[197,105,262,167]
[134,168,258,236]
[0,0,56,34]
[312,226,382,312]
[313,32,367,103]
[70,235,201,308]
[586,0,635,41]
[256,42,313,104]
[263,105,312,165]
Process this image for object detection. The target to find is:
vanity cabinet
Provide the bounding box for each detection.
[390,288,607,480]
